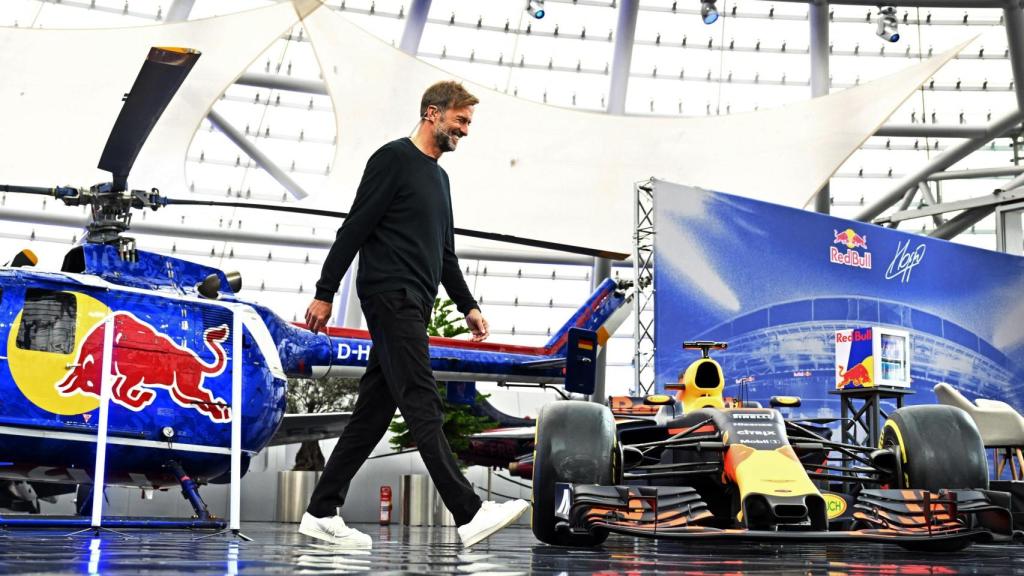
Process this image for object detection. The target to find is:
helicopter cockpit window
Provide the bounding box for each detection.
[17,290,77,354]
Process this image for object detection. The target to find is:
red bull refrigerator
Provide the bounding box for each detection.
[834,327,911,389]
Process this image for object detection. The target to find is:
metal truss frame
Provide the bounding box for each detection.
[633,179,656,396]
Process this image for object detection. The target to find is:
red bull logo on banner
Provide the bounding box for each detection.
[830,228,872,270]
[54,312,231,422]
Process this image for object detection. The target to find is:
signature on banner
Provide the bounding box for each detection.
[885,239,926,283]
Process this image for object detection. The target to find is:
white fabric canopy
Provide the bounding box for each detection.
[0,0,972,258]
[303,5,971,255]
[0,1,321,196]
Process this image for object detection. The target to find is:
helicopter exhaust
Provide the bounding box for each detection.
[197,271,242,299]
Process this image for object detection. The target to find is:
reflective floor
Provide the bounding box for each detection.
[0,522,1020,574]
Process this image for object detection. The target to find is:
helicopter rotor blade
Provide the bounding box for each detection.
[97,47,200,192]
[165,198,346,219]
[448,228,629,261]
[164,198,629,260]
[0,185,56,196]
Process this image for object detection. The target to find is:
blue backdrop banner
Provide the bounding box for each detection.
[653,180,1024,418]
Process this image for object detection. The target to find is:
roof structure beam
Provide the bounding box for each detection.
[875,187,1024,223]
[607,0,639,115]
[857,110,1023,222]
[928,166,1024,181]
[235,73,329,95]
[206,109,311,200]
[929,207,994,239]
[996,168,1024,190]
[764,0,1006,7]
[888,182,945,228]
[888,180,920,228]
[224,92,1024,141]
[874,125,1009,138]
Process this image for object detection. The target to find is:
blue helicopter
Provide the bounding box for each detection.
[0,47,631,522]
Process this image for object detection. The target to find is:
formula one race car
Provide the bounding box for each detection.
[530,341,1019,550]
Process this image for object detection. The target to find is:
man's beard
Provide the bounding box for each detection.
[434,124,459,152]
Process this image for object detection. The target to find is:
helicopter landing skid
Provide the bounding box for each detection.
[192,527,254,542]
[0,514,226,532]
[0,461,229,534]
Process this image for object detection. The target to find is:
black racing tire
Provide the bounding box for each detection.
[879,405,988,492]
[532,400,616,546]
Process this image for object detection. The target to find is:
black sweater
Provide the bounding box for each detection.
[314,138,479,315]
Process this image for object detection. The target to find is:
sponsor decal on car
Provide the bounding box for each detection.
[824,493,848,519]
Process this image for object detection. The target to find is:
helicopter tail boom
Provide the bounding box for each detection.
[270,278,632,386]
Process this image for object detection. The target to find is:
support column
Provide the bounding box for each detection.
[591,257,612,403]
[810,0,831,213]
[607,0,640,115]
[998,206,1024,254]
[1004,2,1024,116]
[331,262,360,329]
[400,0,432,56]
[343,260,363,329]
[166,0,194,22]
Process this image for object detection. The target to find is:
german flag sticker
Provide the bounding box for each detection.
[578,339,594,351]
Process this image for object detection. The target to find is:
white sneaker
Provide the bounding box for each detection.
[298,512,373,548]
[457,499,530,548]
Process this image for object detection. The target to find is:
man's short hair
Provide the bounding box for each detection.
[420,81,479,117]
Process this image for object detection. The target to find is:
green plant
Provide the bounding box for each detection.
[287,376,360,471]
[427,297,473,338]
[388,298,497,464]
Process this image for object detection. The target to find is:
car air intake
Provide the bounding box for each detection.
[694,362,720,389]
[743,494,827,530]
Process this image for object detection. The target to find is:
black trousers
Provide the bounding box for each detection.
[306,288,483,525]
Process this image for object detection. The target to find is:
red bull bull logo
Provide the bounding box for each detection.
[833,228,868,250]
[830,228,872,270]
[837,363,872,388]
[54,312,231,423]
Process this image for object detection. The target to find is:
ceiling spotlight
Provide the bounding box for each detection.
[701,0,719,25]
[876,6,899,42]
[526,0,545,19]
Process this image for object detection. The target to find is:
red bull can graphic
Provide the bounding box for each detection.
[830,228,872,270]
[835,328,874,389]
[54,312,231,422]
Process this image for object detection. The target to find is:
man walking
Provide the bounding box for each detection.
[299,81,529,548]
